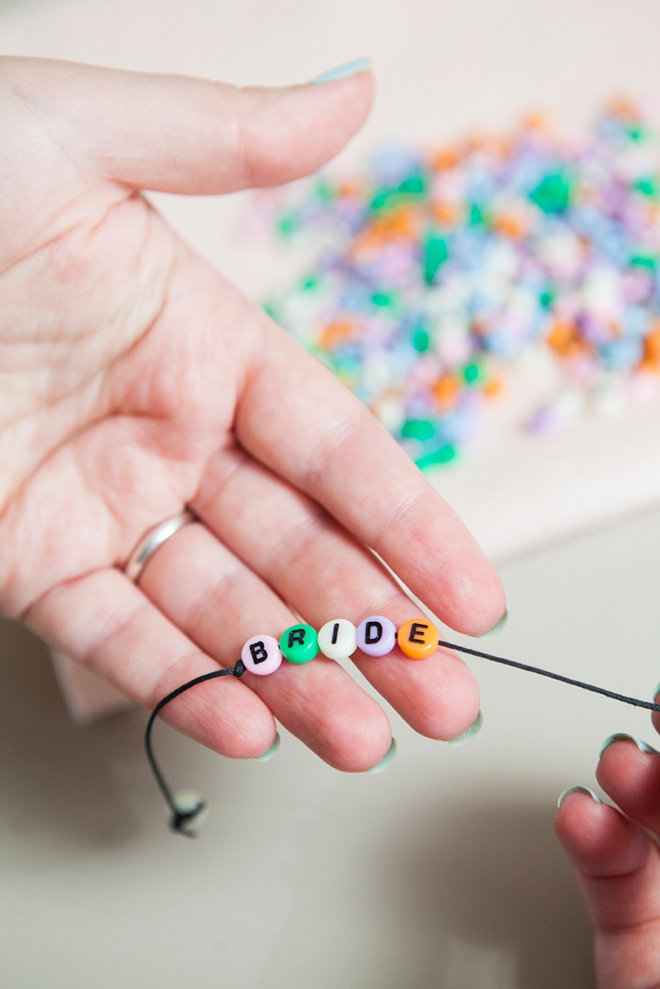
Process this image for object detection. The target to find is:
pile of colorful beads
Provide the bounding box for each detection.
[255,99,660,469]
[241,616,439,675]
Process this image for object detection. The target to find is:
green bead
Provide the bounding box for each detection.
[462,354,488,387]
[415,445,457,471]
[280,624,319,664]
[401,418,436,441]
[634,177,659,199]
[630,250,657,271]
[423,234,449,284]
[529,172,572,213]
[539,288,555,309]
[412,328,430,352]
[372,290,396,309]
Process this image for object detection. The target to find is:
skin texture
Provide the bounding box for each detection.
[556,732,660,988]
[0,56,506,771]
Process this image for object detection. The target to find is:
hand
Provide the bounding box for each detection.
[555,730,660,987]
[0,57,505,769]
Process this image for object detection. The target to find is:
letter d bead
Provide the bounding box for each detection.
[356,616,397,657]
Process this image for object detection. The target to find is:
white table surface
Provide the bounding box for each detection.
[3,0,660,985]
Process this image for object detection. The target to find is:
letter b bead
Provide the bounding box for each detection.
[241,635,282,675]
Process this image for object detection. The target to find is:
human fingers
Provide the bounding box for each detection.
[595,734,660,837]
[133,522,393,771]
[24,565,278,759]
[555,787,660,988]
[236,317,506,636]
[193,446,479,740]
[0,56,373,194]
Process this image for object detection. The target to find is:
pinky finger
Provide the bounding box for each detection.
[24,568,277,759]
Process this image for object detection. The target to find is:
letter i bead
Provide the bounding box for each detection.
[317,619,357,660]
[356,615,397,657]
[241,635,283,675]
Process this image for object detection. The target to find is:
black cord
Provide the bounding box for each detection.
[146,642,660,837]
[437,640,660,712]
[145,660,245,837]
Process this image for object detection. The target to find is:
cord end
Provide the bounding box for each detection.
[169,791,208,838]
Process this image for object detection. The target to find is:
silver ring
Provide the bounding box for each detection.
[124,510,196,583]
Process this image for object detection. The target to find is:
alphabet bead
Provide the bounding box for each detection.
[397,618,439,659]
[356,615,397,657]
[317,619,357,660]
[280,624,319,664]
[241,635,282,675]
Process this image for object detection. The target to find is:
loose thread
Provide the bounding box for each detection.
[437,640,660,713]
[145,661,245,837]
[145,644,660,837]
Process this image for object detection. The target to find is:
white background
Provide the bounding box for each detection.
[2,0,660,985]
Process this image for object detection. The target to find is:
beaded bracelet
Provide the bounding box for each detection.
[145,612,660,838]
[242,614,438,674]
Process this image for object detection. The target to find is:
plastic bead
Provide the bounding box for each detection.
[240,635,282,676]
[279,624,319,664]
[356,615,397,657]
[317,619,357,660]
[397,618,439,660]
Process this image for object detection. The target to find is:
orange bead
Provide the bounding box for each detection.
[397,618,439,660]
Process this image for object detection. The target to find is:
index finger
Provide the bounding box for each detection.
[238,316,505,636]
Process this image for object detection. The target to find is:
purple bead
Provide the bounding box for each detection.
[356,616,397,657]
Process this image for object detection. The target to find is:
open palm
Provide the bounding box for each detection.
[0,57,505,768]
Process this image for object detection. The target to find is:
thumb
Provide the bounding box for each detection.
[3,57,374,193]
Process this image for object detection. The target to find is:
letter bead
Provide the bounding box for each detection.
[356,615,397,657]
[241,635,282,675]
[397,618,439,660]
[318,619,357,661]
[279,624,319,665]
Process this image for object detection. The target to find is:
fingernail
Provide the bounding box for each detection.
[310,57,372,84]
[653,681,660,701]
[477,608,508,639]
[446,710,484,747]
[365,738,397,774]
[557,785,602,809]
[599,732,659,758]
[254,732,281,762]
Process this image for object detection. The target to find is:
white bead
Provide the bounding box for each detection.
[318,619,357,660]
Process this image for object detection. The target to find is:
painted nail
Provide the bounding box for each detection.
[653,682,660,701]
[254,732,281,762]
[557,785,602,810]
[310,57,372,84]
[446,710,483,747]
[599,732,659,759]
[365,738,397,774]
[477,608,508,639]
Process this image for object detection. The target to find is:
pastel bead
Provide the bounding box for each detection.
[318,619,357,661]
[241,635,282,676]
[280,624,319,665]
[356,615,397,657]
[397,618,439,660]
